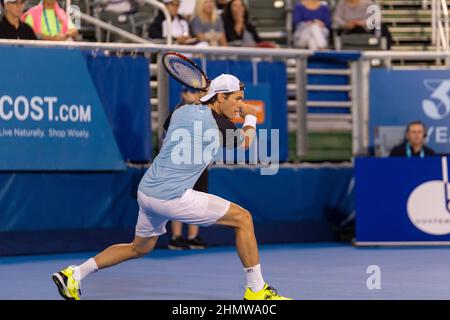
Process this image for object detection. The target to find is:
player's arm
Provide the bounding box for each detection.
[238,102,257,150]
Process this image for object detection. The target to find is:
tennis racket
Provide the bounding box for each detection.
[162,52,210,91]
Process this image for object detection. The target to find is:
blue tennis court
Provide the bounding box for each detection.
[2,243,450,300]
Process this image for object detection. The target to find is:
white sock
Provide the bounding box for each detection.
[73,258,98,281]
[244,264,265,292]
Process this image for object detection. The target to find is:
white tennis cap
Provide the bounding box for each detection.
[200,74,241,103]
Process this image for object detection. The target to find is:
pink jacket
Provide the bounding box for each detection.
[22,1,69,35]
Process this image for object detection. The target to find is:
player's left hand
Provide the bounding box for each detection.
[239,102,257,119]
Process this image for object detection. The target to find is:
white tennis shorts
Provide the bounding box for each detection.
[135,189,231,238]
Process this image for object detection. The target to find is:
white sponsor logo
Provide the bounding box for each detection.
[0,95,91,123]
[422,80,450,120]
[407,157,450,235]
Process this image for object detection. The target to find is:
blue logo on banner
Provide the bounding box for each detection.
[370,69,450,154]
[0,47,125,171]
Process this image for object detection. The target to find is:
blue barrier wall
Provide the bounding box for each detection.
[86,54,152,162]
[0,166,353,255]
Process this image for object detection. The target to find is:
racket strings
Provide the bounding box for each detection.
[164,55,207,90]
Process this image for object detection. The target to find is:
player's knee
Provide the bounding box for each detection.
[131,243,152,258]
[238,209,254,230]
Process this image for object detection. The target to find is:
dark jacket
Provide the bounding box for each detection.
[0,16,37,40]
[389,142,436,157]
[223,21,261,43]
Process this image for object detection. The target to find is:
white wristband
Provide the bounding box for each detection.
[243,114,257,129]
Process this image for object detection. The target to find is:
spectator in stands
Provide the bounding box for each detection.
[190,0,228,46]
[22,0,79,41]
[389,121,435,157]
[163,86,208,250]
[333,0,392,49]
[0,0,37,39]
[149,0,196,44]
[292,0,331,50]
[222,0,261,47]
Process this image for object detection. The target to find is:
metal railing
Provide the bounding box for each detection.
[83,0,172,44]
[141,0,172,45]
[80,12,152,44]
[432,0,450,51]
[285,0,294,47]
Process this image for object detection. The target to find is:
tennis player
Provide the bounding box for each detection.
[52,74,291,300]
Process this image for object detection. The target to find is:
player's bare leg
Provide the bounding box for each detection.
[52,236,158,300]
[215,203,291,300]
[215,203,259,268]
[94,235,159,269]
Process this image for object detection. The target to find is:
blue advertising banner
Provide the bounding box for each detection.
[370,69,450,155]
[0,47,125,171]
[355,157,450,244]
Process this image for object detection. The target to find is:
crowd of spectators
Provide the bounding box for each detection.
[0,0,393,50]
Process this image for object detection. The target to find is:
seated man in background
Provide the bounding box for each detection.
[149,0,196,44]
[0,0,37,40]
[389,121,436,158]
[22,0,78,41]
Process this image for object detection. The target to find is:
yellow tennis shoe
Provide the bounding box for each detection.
[52,265,81,300]
[244,284,292,300]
